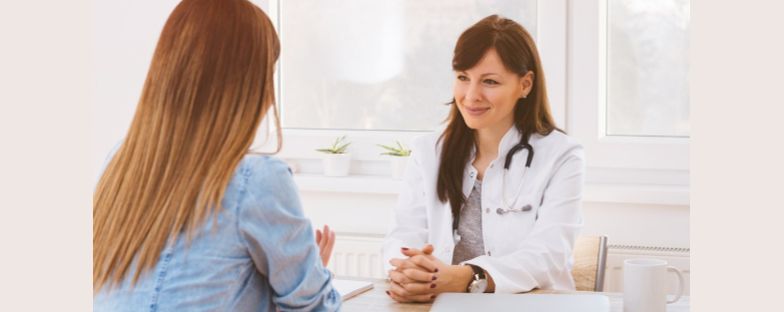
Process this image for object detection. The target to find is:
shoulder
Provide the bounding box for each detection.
[239,154,293,177]
[531,130,584,163]
[234,154,297,197]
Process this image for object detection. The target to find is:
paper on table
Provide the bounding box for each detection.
[332,278,374,301]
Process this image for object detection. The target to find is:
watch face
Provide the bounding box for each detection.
[468,279,488,293]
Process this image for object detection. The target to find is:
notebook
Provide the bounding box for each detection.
[431,293,610,312]
[332,278,374,301]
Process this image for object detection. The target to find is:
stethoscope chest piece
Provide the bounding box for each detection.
[495,204,533,215]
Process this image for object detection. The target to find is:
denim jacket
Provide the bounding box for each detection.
[94,155,341,311]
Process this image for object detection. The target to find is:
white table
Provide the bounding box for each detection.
[341,278,690,312]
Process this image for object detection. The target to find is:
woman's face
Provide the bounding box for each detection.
[453,48,532,132]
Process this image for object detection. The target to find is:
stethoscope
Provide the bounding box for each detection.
[452,135,535,244]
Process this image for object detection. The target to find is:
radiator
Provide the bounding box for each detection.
[328,235,691,295]
[327,234,386,279]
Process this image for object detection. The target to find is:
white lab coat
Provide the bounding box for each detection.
[383,126,585,293]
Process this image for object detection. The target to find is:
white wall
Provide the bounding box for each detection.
[92,0,181,176]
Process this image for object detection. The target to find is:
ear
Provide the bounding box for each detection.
[519,71,534,99]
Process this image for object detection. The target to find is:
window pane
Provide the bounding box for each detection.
[278,0,537,131]
[606,0,690,137]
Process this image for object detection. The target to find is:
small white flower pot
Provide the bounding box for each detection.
[389,156,409,179]
[322,153,351,177]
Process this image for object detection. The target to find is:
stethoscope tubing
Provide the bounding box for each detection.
[452,136,535,243]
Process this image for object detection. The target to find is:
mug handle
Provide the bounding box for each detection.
[666,266,685,304]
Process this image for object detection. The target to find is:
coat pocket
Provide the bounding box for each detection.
[489,194,541,255]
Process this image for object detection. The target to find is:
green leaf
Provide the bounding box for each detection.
[378,144,399,152]
[377,141,411,156]
[335,142,350,154]
[316,148,337,154]
[319,135,351,154]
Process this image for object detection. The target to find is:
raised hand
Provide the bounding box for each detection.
[315,225,335,267]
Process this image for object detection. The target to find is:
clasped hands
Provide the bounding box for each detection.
[386,244,474,303]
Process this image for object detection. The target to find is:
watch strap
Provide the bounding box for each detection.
[467,264,485,280]
[465,264,486,292]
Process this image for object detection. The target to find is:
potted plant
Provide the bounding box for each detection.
[378,141,411,179]
[316,136,351,176]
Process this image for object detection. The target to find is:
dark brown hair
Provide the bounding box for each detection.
[94,0,280,291]
[436,15,559,220]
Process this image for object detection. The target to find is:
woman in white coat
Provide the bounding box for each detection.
[383,15,585,303]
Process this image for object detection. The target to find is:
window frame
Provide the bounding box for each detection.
[566,0,689,205]
[569,0,689,170]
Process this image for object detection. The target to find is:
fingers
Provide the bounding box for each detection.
[387,281,436,302]
[389,257,426,271]
[389,256,437,273]
[317,228,326,252]
[402,267,437,283]
[389,257,439,283]
[388,270,414,285]
[386,289,434,303]
[400,248,423,257]
[388,258,407,269]
[387,290,436,303]
[322,227,335,262]
[400,246,422,257]
[400,244,435,257]
[389,268,435,285]
[408,255,438,272]
[316,225,336,267]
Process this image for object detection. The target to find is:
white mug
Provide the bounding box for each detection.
[623,259,684,312]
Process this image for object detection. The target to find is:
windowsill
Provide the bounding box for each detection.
[292,173,689,206]
[582,183,688,206]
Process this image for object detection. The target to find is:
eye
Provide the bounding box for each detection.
[457,75,469,82]
[483,79,499,85]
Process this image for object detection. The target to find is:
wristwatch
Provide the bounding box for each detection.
[465,264,488,293]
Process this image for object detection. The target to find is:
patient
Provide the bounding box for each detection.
[93,0,340,310]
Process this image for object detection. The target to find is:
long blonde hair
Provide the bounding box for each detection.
[93,0,280,291]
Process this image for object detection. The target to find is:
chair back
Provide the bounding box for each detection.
[571,235,608,291]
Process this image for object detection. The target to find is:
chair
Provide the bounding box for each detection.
[571,235,608,292]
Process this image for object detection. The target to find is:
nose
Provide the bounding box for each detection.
[465,82,482,103]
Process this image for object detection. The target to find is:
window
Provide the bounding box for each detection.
[606,0,690,137]
[568,0,689,205]
[275,0,537,131]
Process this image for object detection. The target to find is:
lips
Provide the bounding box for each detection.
[463,106,490,117]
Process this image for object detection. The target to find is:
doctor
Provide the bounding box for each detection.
[383,15,585,303]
